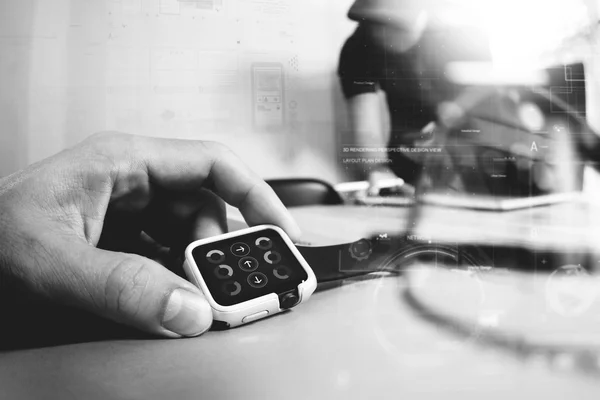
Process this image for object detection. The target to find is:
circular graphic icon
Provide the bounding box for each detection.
[238,257,259,272]
[247,272,268,289]
[206,250,226,264]
[230,242,250,257]
[546,265,599,317]
[255,237,273,250]
[222,281,242,297]
[368,244,489,364]
[349,239,372,261]
[214,264,234,280]
[264,251,282,265]
[273,265,291,280]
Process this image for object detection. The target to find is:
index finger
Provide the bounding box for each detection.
[131,135,302,241]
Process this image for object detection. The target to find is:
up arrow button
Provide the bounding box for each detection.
[238,257,258,272]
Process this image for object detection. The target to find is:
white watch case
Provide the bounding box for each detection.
[183,225,317,328]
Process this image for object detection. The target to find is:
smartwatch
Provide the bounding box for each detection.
[183,225,317,328]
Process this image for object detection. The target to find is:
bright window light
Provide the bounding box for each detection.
[469,0,594,67]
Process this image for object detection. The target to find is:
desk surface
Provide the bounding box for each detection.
[1,204,600,399]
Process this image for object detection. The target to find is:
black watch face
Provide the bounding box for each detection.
[192,228,309,306]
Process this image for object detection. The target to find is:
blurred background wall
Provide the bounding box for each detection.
[0,0,356,180]
[2,0,600,182]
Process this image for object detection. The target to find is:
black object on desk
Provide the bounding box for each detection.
[267,178,344,207]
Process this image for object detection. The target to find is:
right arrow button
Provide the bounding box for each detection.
[231,242,250,257]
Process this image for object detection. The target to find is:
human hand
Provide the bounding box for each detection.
[366,168,414,197]
[0,132,301,338]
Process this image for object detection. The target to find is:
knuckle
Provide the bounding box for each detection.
[81,154,116,185]
[84,132,132,160]
[104,255,153,318]
[201,140,231,159]
[87,131,128,144]
[80,132,135,182]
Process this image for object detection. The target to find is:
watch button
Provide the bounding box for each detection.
[280,292,300,310]
[255,237,273,250]
[231,242,250,257]
[239,257,259,272]
[214,264,234,279]
[222,281,242,297]
[273,265,291,280]
[242,310,269,324]
[206,250,226,264]
[264,250,282,265]
[247,272,268,288]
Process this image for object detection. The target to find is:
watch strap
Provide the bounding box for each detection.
[296,235,404,283]
[296,235,499,283]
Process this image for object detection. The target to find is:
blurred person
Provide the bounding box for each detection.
[338,0,492,195]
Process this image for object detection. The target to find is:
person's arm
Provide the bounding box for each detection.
[347,92,389,169]
[338,26,404,195]
[346,92,402,194]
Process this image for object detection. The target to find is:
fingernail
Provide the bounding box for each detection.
[162,289,212,337]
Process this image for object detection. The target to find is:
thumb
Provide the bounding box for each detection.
[60,242,213,338]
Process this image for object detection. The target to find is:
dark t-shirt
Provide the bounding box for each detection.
[338,24,490,182]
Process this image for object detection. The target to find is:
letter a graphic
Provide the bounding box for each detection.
[531,142,538,152]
